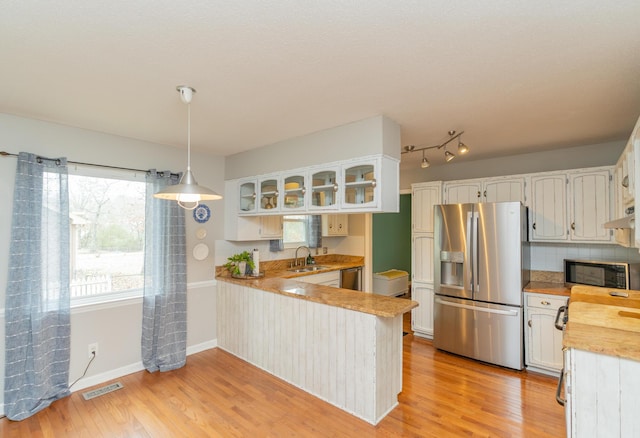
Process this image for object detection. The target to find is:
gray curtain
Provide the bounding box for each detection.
[141,170,187,372]
[4,152,71,421]
[306,215,322,248]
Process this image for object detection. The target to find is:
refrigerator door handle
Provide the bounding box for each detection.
[435,297,520,316]
[472,211,479,293]
[466,211,474,291]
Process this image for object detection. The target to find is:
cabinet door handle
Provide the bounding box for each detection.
[528,319,532,327]
[571,222,575,230]
[532,223,536,230]
[483,190,487,198]
[371,178,377,188]
[556,368,566,406]
[541,300,550,306]
[554,305,567,330]
[333,184,338,192]
[477,191,481,198]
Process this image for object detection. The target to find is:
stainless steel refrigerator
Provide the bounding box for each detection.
[433,202,529,370]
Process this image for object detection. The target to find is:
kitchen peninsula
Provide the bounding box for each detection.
[215,258,417,425]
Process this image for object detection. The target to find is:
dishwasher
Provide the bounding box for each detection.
[340,267,362,291]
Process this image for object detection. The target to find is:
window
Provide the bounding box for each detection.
[68,167,146,305]
[282,215,308,248]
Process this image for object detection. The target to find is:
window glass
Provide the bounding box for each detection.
[68,168,146,305]
[283,215,308,248]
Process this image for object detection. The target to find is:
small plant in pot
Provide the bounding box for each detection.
[223,251,256,276]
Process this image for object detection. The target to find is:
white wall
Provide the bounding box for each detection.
[530,243,640,272]
[0,113,225,412]
[225,115,401,180]
[400,140,625,189]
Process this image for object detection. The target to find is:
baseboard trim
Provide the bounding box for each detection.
[69,339,218,393]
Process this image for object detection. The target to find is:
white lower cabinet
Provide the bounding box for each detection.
[294,270,340,287]
[411,283,434,338]
[524,292,567,374]
[564,348,640,437]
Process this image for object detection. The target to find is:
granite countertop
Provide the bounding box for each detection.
[524,282,571,297]
[216,255,417,318]
[563,285,640,362]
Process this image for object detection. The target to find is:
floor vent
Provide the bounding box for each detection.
[82,382,124,400]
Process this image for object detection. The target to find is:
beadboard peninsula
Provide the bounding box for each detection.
[215,256,417,425]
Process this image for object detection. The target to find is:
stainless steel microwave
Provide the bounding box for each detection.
[564,259,640,290]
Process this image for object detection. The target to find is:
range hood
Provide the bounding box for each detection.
[603,214,635,229]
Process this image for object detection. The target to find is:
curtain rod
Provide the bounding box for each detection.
[0,151,179,177]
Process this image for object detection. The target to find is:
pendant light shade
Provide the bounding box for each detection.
[154,86,222,210]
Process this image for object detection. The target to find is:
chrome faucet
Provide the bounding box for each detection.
[294,245,311,267]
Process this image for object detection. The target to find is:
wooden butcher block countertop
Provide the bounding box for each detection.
[564,285,640,362]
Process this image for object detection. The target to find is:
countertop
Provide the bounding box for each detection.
[523,282,571,297]
[216,256,417,318]
[563,285,640,362]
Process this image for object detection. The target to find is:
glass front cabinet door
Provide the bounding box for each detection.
[342,160,377,208]
[238,179,257,214]
[309,167,339,211]
[282,173,306,211]
[258,176,280,213]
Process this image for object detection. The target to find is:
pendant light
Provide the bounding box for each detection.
[154,85,222,210]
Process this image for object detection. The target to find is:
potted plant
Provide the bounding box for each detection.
[223,251,256,276]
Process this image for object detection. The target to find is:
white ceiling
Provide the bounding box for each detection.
[2,1,640,170]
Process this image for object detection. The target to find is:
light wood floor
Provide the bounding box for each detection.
[0,315,565,437]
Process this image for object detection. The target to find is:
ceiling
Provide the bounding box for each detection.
[2,1,640,171]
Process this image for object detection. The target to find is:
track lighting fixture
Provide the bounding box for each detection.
[401,130,470,169]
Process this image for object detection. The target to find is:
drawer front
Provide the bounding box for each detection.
[526,294,567,310]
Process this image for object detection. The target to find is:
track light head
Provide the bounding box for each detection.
[457,140,469,155]
[421,156,430,168]
[445,150,456,162]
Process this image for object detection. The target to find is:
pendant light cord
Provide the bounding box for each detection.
[186,102,191,173]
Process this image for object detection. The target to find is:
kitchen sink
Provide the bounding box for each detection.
[287,265,329,273]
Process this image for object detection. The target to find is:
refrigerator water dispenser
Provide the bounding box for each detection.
[440,251,464,287]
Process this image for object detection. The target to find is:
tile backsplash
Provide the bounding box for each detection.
[530,243,640,272]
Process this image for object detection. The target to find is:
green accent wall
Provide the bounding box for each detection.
[372,194,412,275]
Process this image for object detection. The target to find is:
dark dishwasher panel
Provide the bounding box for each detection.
[340,267,362,291]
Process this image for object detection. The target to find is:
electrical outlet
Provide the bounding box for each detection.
[323,247,328,254]
[88,343,98,359]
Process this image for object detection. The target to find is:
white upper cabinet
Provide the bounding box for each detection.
[530,173,568,241]
[530,167,612,243]
[227,154,399,216]
[238,178,258,214]
[568,169,611,242]
[281,172,307,212]
[258,175,280,213]
[342,160,377,209]
[444,176,526,204]
[443,180,482,204]
[309,166,340,211]
[412,183,441,234]
[483,177,527,203]
[322,214,348,236]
